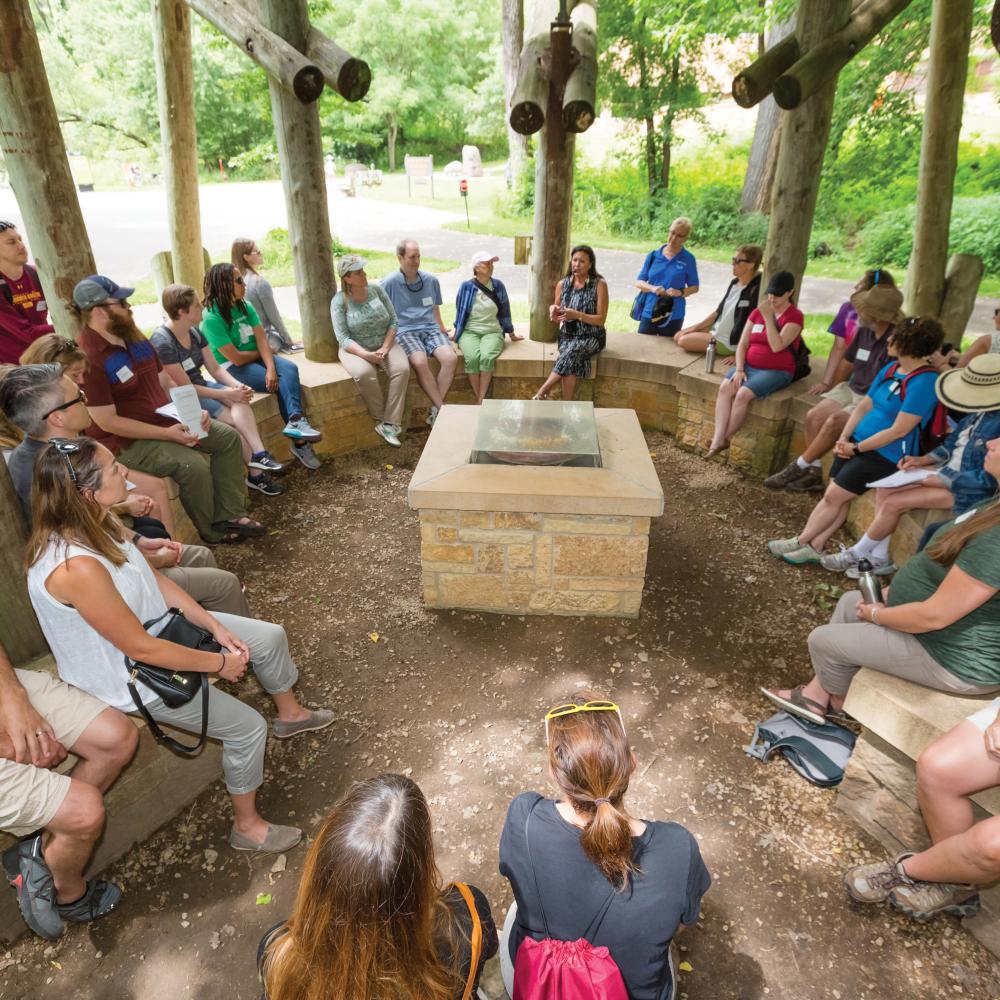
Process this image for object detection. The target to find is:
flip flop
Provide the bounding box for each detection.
[760,684,828,726]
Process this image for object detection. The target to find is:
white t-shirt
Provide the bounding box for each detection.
[713,281,743,345]
[27,536,169,711]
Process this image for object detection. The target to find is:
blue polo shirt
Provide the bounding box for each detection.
[380,269,443,334]
[636,246,699,324]
[855,362,939,462]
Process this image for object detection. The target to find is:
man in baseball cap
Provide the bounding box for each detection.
[71,275,135,311]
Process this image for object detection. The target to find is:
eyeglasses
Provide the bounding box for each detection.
[42,390,86,420]
[104,299,130,311]
[49,437,82,483]
[544,700,627,744]
[732,257,751,265]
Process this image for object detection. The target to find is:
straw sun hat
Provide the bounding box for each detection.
[935,353,1000,413]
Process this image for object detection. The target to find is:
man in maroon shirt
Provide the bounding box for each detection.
[0,221,53,364]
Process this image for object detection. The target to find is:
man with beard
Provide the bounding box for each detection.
[72,276,264,546]
[0,221,54,364]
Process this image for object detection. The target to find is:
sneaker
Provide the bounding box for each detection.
[845,556,897,579]
[426,405,439,428]
[786,466,824,492]
[374,422,402,448]
[782,544,823,565]
[889,879,981,922]
[229,823,302,854]
[290,441,321,470]
[283,417,322,442]
[3,835,64,940]
[389,423,403,436]
[280,343,305,353]
[764,462,808,490]
[57,879,123,925]
[246,473,284,496]
[767,536,802,557]
[273,708,336,740]
[248,450,284,473]
[821,548,860,573]
[844,853,915,903]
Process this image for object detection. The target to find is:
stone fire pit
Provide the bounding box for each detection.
[408,400,664,618]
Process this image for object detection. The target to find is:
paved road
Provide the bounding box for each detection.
[1,179,993,334]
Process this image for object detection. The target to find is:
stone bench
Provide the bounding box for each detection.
[840,669,1000,956]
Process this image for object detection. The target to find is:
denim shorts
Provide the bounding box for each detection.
[197,379,226,418]
[395,327,451,358]
[726,364,792,398]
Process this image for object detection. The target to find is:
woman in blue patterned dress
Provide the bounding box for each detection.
[532,245,608,401]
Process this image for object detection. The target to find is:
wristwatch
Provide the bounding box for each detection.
[852,442,861,456]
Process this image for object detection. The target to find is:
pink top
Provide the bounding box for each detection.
[744,305,804,375]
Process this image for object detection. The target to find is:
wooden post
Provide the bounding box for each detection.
[510,0,556,136]
[939,253,984,344]
[0,0,96,340]
[305,27,371,102]
[503,0,530,173]
[905,0,974,318]
[256,0,338,361]
[762,0,853,289]
[152,0,204,293]
[529,2,574,343]
[731,34,800,108]
[563,1,596,133]
[0,463,47,665]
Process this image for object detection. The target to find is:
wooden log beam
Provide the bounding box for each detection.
[0,0,96,341]
[905,0,974,318]
[563,0,596,133]
[773,0,914,110]
[503,0,530,172]
[187,0,324,103]
[732,34,800,109]
[152,0,205,293]
[510,0,562,135]
[939,253,984,344]
[305,27,370,102]
[257,0,338,361]
[763,0,853,289]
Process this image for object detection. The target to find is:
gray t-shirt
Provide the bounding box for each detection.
[380,269,443,333]
[7,435,46,522]
[150,325,209,386]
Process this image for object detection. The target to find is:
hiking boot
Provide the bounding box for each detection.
[283,417,322,442]
[247,450,284,473]
[767,536,802,557]
[889,880,981,922]
[290,442,321,470]
[821,548,860,573]
[782,544,823,565]
[764,461,808,490]
[846,556,897,579]
[786,466,824,492]
[843,853,915,903]
[374,422,402,448]
[57,880,123,925]
[246,473,284,496]
[3,835,63,940]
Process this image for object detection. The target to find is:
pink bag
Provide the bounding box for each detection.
[511,800,630,1000]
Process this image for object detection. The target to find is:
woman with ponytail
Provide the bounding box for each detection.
[499,693,710,1000]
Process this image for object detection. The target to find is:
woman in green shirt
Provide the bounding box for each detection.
[329,255,410,448]
[762,435,1000,728]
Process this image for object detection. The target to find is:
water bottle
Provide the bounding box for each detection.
[705,338,717,374]
[857,558,883,605]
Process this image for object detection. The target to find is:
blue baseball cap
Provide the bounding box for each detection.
[72,275,135,310]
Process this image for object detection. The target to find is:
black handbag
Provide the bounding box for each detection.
[124,608,219,756]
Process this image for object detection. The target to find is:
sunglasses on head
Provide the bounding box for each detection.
[0,221,18,233]
[544,700,627,744]
[48,437,83,483]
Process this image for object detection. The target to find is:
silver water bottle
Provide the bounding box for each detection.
[857,558,883,605]
[705,338,717,374]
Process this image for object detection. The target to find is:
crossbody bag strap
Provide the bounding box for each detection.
[472,279,502,313]
[451,881,483,1000]
[126,673,209,755]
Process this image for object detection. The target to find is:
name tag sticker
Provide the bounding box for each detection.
[36,300,47,311]
[855,348,871,361]
[752,323,764,333]
[955,509,977,524]
[421,296,434,306]
[116,365,134,383]
[181,357,196,371]
[738,300,749,307]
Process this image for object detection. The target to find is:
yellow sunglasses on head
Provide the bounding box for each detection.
[544,700,627,743]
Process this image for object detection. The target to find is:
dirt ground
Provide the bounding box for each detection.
[1,431,999,1000]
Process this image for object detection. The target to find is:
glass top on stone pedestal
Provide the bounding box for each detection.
[469,399,602,468]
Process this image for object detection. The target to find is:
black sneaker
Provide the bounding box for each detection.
[3,835,64,939]
[786,465,825,492]
[763,461,805,490]
[247,473,284,496]
[247,450,285,473]
[57,879,123,925]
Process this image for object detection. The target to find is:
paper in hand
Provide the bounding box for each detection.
[866,468,935,489]
[155,385,207,439]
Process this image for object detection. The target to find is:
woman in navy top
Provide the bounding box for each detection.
[633,217,700,337]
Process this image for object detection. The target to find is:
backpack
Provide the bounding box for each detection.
[881,361,949,453]
[512,800,629,1000]
[744,711,856,788]
[790,335,811,382]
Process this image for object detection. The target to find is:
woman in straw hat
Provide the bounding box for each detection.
[818,354,1000,577]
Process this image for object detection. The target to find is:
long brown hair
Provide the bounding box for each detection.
[547,691,638,890]
[203,263,248,327]
[231,237,257,275]
[927,497,1000,566]
[25,438,127,570]
[19,334,88,370]
[261,774,462,1000]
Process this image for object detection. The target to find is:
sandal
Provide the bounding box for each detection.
[706,440,730,458]
[531,392,549,401]
[212,530,245,545]
[760,684,828,726]
[214,518,266,538]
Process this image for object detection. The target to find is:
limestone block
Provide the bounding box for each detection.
[494,512,542,530]
[528,589,620,614]
[561,576,645,592]
[552,536,648,577]
[435,573,506,609]
[536,535,553,586]
[477,543,505,573]
[541,514,633,535]
[631,518,651,535]
[421,543,474,563]
[421,509,460,525]
[460,511,492,528]
[507,543,534,568]
[618,592,643,616]
[421,560,476,575]
[459,528,534,545]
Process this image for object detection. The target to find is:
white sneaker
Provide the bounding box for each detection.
[426,405,439,428]
[767,536,801,557]
[846,556,897,579]
[820,548,860,573]
[374,422,401,447]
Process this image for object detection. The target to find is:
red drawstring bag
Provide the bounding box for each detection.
[512,800,630,1000]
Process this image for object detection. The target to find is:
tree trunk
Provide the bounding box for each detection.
[0,0,96,341]
[257,0,338,361]
[152,0,204,294]
[387,119,398,172]
[637,27,657,195]
[660,133,672,192]
[529,4,574,343]
[502,0,529,171]
[905,0,974,318]
[763,0,853,289]
[644,117,657,195]
[939,253,984,343]
[659,56,680,192]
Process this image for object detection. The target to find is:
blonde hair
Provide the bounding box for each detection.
[19,334,88,370]
[670,216,692,237]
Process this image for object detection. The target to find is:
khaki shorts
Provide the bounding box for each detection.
[822,381,865,412]
[0,670,109,837]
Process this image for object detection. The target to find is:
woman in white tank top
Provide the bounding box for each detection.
[25,437,333,855]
